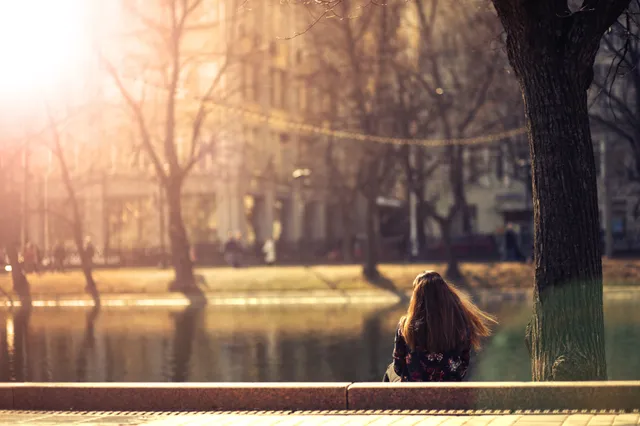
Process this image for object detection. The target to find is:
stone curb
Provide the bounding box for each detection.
[0,382,638,412]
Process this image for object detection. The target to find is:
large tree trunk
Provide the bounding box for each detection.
[519,60,606,381]
[490,0,631,383]
[166,180,196,291]
[80,259,100,306]
[363,196,380,280]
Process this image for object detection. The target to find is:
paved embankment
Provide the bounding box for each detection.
[0,410,637,425]
[0,382,638,411]
[0,382,639,425]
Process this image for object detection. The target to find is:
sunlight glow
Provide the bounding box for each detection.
[0,0,90,97]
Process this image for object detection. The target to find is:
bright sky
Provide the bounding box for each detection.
[0,0,91,100]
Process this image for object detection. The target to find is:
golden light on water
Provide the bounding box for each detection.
[6,317,14,357]
[0,0,89,97]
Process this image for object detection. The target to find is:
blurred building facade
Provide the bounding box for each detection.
[12,0,640,264]
[13,0,372,263]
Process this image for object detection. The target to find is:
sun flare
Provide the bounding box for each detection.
[0,0,90,97]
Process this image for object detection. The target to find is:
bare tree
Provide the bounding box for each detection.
[590,4,640,185]
[302,0,402,279]
[43,105,101,307]
[400,0,508,279]
[99,0,244,291]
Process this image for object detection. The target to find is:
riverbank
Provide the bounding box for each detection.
[0,259,638,300]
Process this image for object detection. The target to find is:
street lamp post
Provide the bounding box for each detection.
[292,168,311,262]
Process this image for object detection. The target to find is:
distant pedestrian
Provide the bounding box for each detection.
[504,224,524,262]
[262,238,276,266]
[224,232,241,268]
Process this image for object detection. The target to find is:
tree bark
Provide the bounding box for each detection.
[363,196,380,280]
[520,62,606,381]
[166,179,196,290]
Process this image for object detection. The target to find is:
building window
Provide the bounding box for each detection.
[252,64,260,102]
[270,68,277,107]
[322,93,331,115]
[279,70,287,108]
[330,91,338,116]
[269,68,286,108]
[291,81,299,110]
[299,83,307,111]
[240,63,248,99]
[495,144,504,180]
[280,134,291,173]
[308,86,317,114]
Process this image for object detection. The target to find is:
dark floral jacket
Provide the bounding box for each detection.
[392,321,470,382]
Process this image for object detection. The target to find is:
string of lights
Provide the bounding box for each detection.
[110,72,527,147]
[206,102,527,147]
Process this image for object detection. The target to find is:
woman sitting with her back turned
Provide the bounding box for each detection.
[390,271,496,382]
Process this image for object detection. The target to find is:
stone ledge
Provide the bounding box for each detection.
[0,382,638,412]
[348,382,640,411]
[6,383,349,412]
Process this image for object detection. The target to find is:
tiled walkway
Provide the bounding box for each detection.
[0,411,639,425]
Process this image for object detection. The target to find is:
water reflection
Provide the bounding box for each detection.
[0,297,638,382]
[76,306,99,381]
[170,307,204,382]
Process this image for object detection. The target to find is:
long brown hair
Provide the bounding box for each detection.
[400,271,496,352]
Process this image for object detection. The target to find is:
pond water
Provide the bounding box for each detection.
[0,296,639,382]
